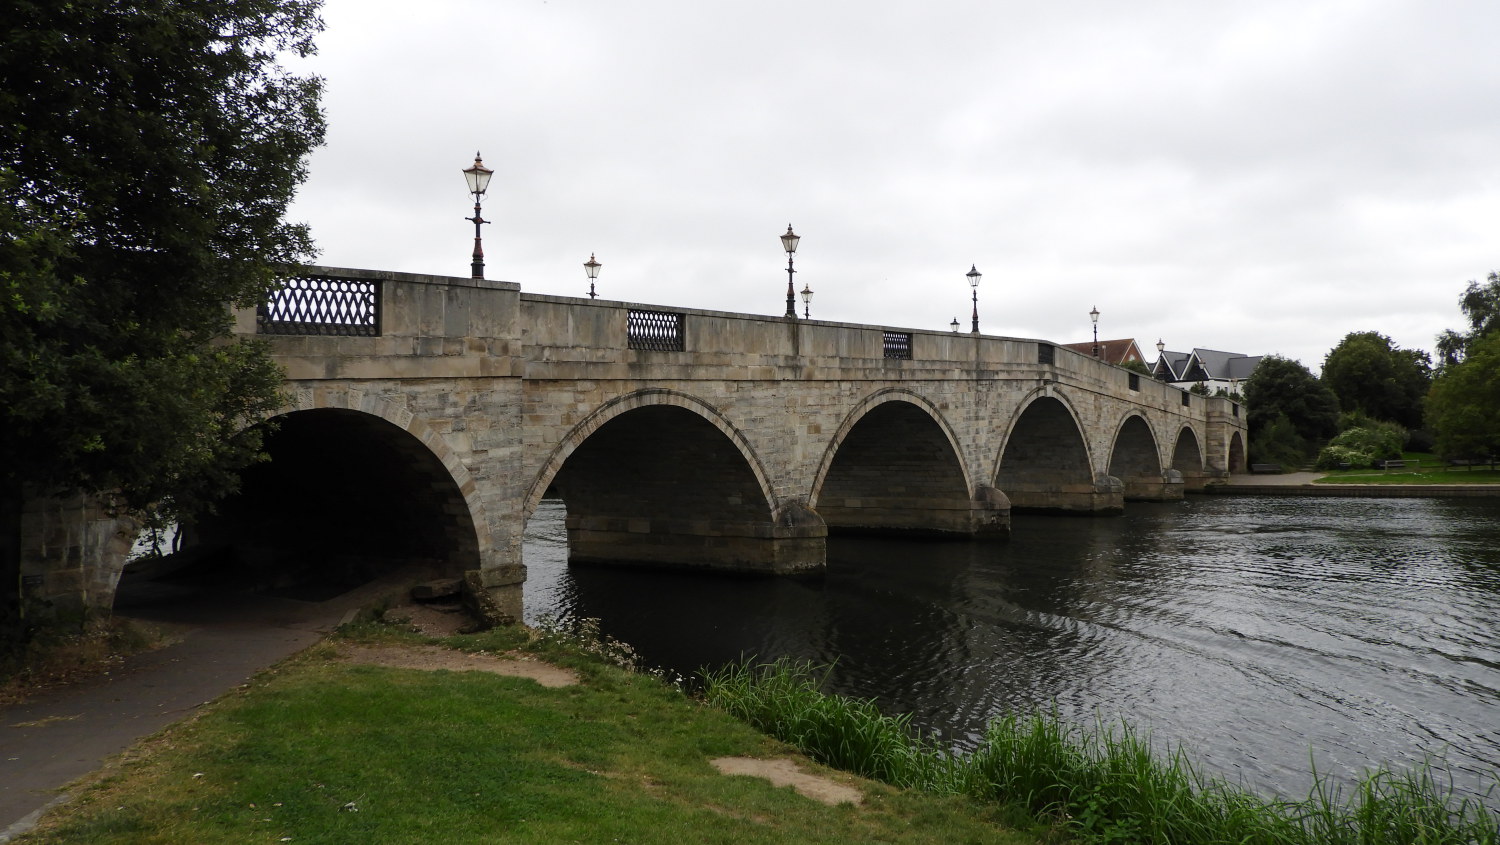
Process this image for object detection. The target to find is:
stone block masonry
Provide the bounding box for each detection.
[22,267,1246,620]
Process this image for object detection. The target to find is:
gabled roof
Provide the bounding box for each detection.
[1153,350,1193,380]
[1187,348,1262,381]
[1061,338,1145,366]
[1153,348,1262,383]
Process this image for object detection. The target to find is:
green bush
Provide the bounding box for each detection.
[1316,445,1373,470]
[1315,424,1405,470]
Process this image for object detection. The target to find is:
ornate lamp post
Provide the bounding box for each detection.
[966,264,981,333]
[950,317,960,333]
[584,253,601,299]
[780,224,800,318]
[1156,338,1167,379]
[800,282,813,319]
[462,152,494,280]
[1090,305,1101,358]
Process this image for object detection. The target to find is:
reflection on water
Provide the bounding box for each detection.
[523,496,1500,801]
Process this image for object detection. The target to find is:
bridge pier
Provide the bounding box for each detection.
[1004,475,1124,515]
[818,485,1010,538]
[1120,469,1186,502]
[566,503,826,575]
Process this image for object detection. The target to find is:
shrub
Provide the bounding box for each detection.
[1316,444,1372,470]
[1331,423,1405,459]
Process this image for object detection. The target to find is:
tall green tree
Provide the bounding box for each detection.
[1320,331,1430,429]
[1428,273,1500,459]
[1427,332,1500,459]
[1434,271,1500,368]
[1243,355,1340,465]
[1,1,325,636]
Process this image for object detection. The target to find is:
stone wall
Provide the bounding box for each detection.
[22,266,1247,618]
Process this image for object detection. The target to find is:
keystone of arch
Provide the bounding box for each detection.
[521,388,780,522]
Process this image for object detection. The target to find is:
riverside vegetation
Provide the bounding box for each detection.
[15,618,1044,845]
[703,659,1500,845]
[19,619,1498,844]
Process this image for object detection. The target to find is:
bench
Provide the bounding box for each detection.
[1250,463,1282,474]
[1373,459,1408,470]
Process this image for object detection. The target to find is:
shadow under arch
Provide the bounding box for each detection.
[1108,413,1181,501]
[1227,430,1247,474]
[810,388,1008,537]
[994,389,1122,515]
[1171,425,1210,491]
[526,389,823,575]
[170,405,485,599]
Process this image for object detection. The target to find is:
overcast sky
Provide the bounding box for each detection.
[285,0,1499,372]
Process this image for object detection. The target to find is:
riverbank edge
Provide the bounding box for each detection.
[11,622,1052,844]
[1205,483,1500,498]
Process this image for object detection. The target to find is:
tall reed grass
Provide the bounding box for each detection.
[701,659,1498,845]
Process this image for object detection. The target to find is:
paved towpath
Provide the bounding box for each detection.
[0,573,407,842]
[1222,471,1324,485]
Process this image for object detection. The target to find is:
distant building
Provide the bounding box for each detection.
[1061,338,1147,367]
[1153,347,1261,395]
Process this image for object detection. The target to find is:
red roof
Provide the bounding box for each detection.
[1060,338,1144,365]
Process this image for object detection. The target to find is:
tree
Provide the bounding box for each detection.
[1,1,325,637]
[1428,319,1500,459]
[1243,355,1340,464]
[1320,331,1430,430]
[1434,271,1500,368]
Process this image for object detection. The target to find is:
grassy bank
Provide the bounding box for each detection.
[704,659,1500,845]
[1313,452,1500,485]
[17,623,1046,844]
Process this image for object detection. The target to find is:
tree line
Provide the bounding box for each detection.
[1244,272,1500,469]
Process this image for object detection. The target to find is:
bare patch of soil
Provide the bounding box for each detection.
[710,756,864,806]
[337,644,578,688]
[378,599,474,638]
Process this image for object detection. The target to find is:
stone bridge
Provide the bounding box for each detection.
[21,266,1247,620]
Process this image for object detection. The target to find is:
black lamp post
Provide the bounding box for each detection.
[584,253,601,299]
[951,317,960,333]
[967,264,981,333]
[1156,338,1166,379]
[800,282,813,319]
[1090,305,1101,358]
[781,224,800,318]
[462,152,494,280]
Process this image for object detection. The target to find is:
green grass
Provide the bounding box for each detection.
[18,624,1044,845]
[1313,451,1500,485]
[703,659,1500,845]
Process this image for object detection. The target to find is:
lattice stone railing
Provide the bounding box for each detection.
[257,273,381,336]
[627,308,684,351]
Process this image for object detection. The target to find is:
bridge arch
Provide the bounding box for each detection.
[809,389,1007,537]
[525,389,821,574]
[1227,430,1247,474]
[178,393,489,595]
[1108,413,1180,501]
[1170,425,1210,491]
[994,389,1122,514]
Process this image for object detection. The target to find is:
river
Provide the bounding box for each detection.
[522,494,1500,802]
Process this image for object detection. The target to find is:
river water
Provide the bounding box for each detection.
[522,495,1500,802]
